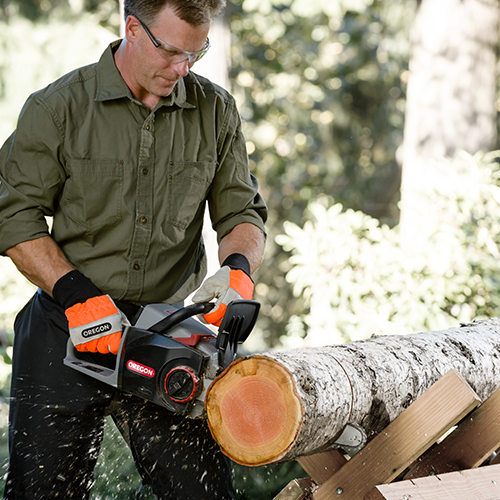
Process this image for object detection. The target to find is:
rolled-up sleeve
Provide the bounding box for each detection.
[0,94,66,254]
[208,100,267,243]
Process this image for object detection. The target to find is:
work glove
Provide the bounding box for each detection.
[52,270,126,354]
[192,253,254,327]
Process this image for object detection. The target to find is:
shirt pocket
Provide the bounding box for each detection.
[61,158,123,230]
[167,161,216,230]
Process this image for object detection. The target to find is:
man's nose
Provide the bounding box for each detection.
[171,58,191,77]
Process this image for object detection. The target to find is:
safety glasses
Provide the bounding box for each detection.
[136,16,210,64]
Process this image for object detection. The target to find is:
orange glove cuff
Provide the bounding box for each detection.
[229,269,254,300]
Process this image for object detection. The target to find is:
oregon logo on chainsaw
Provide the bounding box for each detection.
[81,322,112,338]
[127,360,155,378]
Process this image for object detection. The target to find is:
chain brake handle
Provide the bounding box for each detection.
[216,300,260,369]
[147,299,260,370]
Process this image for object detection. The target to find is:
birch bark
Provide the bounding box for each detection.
[206,318,500,465]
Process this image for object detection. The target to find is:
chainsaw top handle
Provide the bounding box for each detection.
[148,302,214,336]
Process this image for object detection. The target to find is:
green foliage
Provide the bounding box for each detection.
[0,0,121,33]
[233,0,411,222]
[233,460,306,499]
[277,151,500,346]
[0,16,116,145]
[233,0,415,346]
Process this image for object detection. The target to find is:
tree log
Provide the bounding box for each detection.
[205,318,500,466]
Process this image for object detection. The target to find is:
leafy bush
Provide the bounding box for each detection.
[277,151,500,346]
[231,0,414,346]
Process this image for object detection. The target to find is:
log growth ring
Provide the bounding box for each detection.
[205,356,304,465]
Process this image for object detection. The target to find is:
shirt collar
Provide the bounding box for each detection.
[95,40,196,110]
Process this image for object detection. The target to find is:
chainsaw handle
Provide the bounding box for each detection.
[148,302,215,335]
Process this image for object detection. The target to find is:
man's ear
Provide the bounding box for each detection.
[124,15,141,42]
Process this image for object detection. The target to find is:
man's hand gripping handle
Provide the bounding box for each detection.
[53,270,127,354]
[192,253,254,327]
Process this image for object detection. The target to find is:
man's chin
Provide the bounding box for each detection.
[156,78,179,96]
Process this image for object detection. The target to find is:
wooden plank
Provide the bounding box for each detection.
[366,464,500,500]
[405,386,500,479]
[311,370,480,500]
[274,478,316,500]
[298,450,348,485]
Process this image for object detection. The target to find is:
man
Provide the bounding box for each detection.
[0,0,267,498]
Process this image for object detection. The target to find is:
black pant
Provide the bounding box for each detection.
[3,290,234,499]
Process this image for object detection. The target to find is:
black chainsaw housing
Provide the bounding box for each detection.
[64,300,260,416]
[118,327,207,413]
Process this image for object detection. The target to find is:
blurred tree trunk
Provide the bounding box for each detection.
[400,0,499,248]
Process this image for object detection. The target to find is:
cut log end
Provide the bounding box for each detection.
[205,356,304,466]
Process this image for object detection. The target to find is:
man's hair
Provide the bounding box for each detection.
[124,0,226,27]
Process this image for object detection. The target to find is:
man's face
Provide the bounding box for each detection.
[126,7,210,101]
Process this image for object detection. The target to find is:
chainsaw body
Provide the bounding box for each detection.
[64,300,260,418]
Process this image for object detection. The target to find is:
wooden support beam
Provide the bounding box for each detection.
[366,464,500,500]
[405,386,500,479]
[310,370,480,500]
[297,450,348,485]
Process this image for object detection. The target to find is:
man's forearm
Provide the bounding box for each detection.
[218,223,265,275]
[6,236,75,295]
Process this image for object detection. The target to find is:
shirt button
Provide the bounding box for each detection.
[142,168,149,175]
[133,263,140,270]
[145,124,150,130]
[141,216,148,224]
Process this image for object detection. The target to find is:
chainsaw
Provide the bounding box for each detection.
[64,300,260,418]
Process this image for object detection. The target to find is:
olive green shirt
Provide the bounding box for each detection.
[0,41,267,304]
